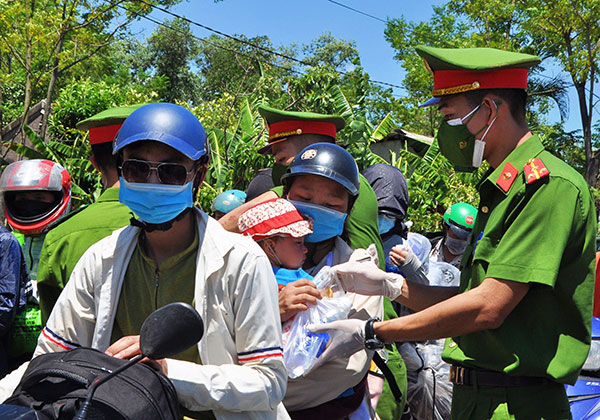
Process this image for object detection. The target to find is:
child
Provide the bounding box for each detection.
[238,198,313,290]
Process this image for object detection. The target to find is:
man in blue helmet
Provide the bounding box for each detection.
[276,142,383,418]
[0,103,288,419]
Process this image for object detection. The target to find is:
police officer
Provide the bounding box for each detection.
[36,105,142,322]
[219,105,405,418]
[219,105,384,267]
[310,46,596,419]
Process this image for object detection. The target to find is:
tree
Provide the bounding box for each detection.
[146,17,201,103]
[196,33,289,102]
[0,0,181,143]
[517,0,600,186]
[384,3,574,166]
[428,0,600,185]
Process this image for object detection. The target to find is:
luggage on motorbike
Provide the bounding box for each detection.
[5,347,180,420]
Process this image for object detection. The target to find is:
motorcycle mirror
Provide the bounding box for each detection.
[139,302,204,360]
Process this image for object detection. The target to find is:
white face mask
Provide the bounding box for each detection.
[442,100,498,169]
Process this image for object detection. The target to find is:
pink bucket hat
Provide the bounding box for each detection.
[238,198,313,241]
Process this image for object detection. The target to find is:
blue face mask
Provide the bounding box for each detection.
[119,177,194,224]
[290,201,347,243]
[378,214,396,235]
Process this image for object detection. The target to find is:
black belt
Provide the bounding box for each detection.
[449,365,554,387]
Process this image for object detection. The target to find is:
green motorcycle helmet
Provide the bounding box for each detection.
[443,203,477,238]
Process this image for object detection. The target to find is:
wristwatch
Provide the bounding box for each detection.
[364,318,384,350]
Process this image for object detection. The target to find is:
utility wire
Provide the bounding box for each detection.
[118,4,305,77]
[326,0,387,24]
[117,4,406,100]
[133,0,404,91]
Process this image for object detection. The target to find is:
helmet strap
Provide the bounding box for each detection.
[129,207,192,232]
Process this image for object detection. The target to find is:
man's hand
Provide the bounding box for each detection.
[279,278,322,322]
[333,258,404,300]
[388,244,409,267]
[106,335,167,374]
[106,335,142,359]
[306,319,367,370]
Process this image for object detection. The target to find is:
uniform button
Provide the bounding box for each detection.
[449,341,457,348]
[481,206,489,213]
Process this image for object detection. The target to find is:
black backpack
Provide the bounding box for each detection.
[5,347,180,420]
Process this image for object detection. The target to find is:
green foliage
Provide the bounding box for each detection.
[1,10,492,232]
[146,18,201,103]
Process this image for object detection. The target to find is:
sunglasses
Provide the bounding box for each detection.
[121,159,195,185]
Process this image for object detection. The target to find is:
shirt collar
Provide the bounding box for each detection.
[483,134,545,195]
[97,187,121,202]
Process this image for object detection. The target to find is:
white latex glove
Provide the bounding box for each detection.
[333,258,404,300]
[389,244,429,285]
[348,243,379,267]
[306,319,367,371]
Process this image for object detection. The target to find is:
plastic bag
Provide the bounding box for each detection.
[399,340,453,420]
[583,339,600,371]
[9,297,42,359]
[407,232,431,274]
[427,261,460,287]
[281,266,352,379]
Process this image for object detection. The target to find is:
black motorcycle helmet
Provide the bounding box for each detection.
[363,163,409,238]
[281,142,360,210]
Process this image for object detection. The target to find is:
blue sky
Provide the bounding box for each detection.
[130,0,581,133]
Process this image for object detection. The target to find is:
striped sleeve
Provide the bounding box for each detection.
[237,346,283,363]
[41,326,81,350]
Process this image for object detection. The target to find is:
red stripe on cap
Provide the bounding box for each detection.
[244,210,306,240]
[434,68,529,93]
[268,120,337,142]
[88,123,122,145]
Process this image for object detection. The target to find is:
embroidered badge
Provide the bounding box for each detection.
[524,158,550,184]
[496,161,518,193]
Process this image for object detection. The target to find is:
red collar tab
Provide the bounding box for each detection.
[496,161,518,193]
[267,120,337,142]
[524,158,550,184]
[432,68,529,97]
[88,123,122,145]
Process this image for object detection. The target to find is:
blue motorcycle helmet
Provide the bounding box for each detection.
[211,190,247,214]
[113,103,207,161]
[112,103,209,232]
[281,142,360,198]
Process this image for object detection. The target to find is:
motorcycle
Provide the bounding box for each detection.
[568,317,600,420]
[0,302,204,420]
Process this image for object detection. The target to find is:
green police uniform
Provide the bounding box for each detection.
[418,46,596,419]
[445,135,595,418]
[37,104,143,323]
[37,188,132,322]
